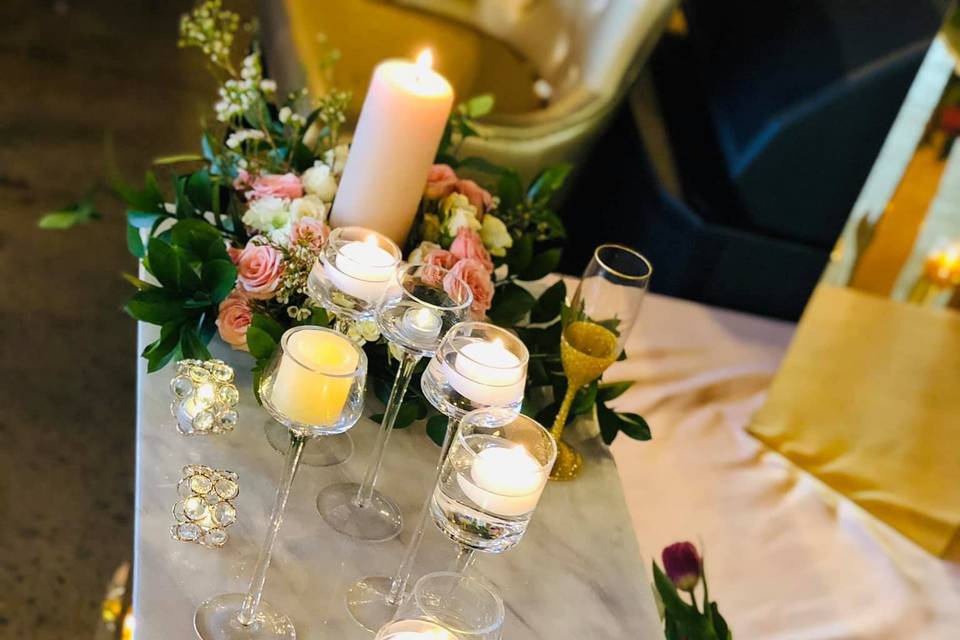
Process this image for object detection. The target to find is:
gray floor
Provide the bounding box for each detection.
[0,1,239,636]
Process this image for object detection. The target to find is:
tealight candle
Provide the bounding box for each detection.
[376,619,457,640]
[401,306,442,343]
[270,329,359,426]
[443,338,524,406]
[324,234,397,302]
[457,444,546,517]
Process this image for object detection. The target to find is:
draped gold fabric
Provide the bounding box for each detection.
[749,285,960,558]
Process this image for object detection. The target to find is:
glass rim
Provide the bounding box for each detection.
[279,326,368,378]
[593,243,653,282]
[325,226,402,284]
[413,571,505,635]
[394,263,474,312]
[456,410,557,472]
[447,321,530,374]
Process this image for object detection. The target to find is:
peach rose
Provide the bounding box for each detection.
[216,289,252,351]
[232,168,253,191]
[455,179,493,213]
[247,173,303,201]
[236,239,283,299]
[449,228,493,273]
[289,216,330,251]
[445,258,493,318]
[424,164,458,200]
[424,248,458,270]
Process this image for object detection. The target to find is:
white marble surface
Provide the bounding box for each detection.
[132,321,661,639]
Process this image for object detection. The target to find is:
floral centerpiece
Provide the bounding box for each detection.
[42,0,650,447]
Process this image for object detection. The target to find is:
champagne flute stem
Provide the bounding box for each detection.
[238,432,306,627]
[550,383,581,442]
[355,348,420,507]
[450,545,477,575]
[386,416,457,606]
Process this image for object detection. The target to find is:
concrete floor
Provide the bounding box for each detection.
[0,1,237,636]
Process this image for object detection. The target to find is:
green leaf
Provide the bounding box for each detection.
[616,412,651,441]
[465,93,495,118]
[126,222,145,258]
[496,169,524,211]
[251,313,285,343]
[487,281,536,325]
[426,414,449,447]
[571,381,597,416]
[596,401,620,445]
[505,234,533,275]
[200,259,238,303]
[246,325,279,360]
[127,209,163,229]
[597,381,632,402]
[169,218,223,260]
[527,164,572,203]
[530,280,565,323]
[146,237,200,291]
[38,208,97,229]
[534,401,560,428]
[125,288,186,324]
[290,141,316,173]
[142,321,183,372]
[122,273,156,291]
[519,247,561,281]
[153,153,205,165]
[179,325,211,361]
[198,310,218,344]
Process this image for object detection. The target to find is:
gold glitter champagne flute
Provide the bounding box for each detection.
[550,244,651,480]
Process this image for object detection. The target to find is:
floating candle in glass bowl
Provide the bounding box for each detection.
[444,337,524,407]
[325,233,399,303]
[457,444,547,517]
[401,306,442,343]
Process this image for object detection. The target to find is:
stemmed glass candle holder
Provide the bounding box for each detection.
[194,326,367,640]
[550,244,651,480]
[431,408,556,574]
[317,264,472,543]
[346,322,528,630]
[374,572,504,640]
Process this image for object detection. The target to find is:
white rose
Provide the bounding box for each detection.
[301,163,338,202]
[242,196,290,232]
[441,193,481,235]
[408,241,441,264]
[289,195,327,222]
[323,144,349,176]
[480,214,513,257]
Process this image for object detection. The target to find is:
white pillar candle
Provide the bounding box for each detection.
[457,444,547,517]
[401,306,442,343]
[330,50,454,244]
[443,338,524,406]
[377,619,457,640]
[323,235,397,303]
[270,330,359,426]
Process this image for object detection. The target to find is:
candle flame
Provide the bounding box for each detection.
[416,48,434,71]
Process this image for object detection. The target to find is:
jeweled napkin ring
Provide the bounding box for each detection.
[171,464,239,548]
[169,359,240,435]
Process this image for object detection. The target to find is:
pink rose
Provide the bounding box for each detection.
[232,168,253,191]
[290,216,330,251]
[227,245,243,264]
[455,179,493,212]
[424,164,458,200]
[247,173,303,201]
[216,289,252,351]
[445,258,493,318]
[236,239,283,299]
[424,248,458,270]
[449,228,493,273]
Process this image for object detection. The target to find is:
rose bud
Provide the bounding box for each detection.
[661,542,701,592]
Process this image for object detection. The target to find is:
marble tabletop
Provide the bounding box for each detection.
[132,322,661,639]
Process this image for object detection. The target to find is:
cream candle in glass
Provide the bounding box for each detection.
[323,233,398,303]
[330,50,454,244]
[443,338,524,406]
[457,444,547,517]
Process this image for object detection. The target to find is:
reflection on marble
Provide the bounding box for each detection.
[132,323,660,639]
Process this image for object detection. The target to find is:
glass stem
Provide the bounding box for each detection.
[550,383,580,442]
[355,348,420,507]
[237,432,306,627]
[450,545,477,575]
[386,415,458,605]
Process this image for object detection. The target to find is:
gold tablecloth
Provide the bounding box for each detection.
[749,285,960,558]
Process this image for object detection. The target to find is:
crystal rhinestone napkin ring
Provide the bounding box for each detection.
[169,359,240,435]
[171,465,239,547]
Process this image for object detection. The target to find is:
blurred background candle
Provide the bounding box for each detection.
[270,329,359,425]
[331,49,454,244]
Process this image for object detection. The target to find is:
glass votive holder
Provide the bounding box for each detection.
[421,322,529,422]
[375,572,504,640]
[171,464,239,548]
[307,226,402,323]
[431,409,556,553]
[169,359,240,435]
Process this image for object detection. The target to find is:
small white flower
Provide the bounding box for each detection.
[278,106,292,124]
[480,214,513,257]
[225,129,265,149]
[242,196,290,232]
[323,144,349,176]
[408,241,440,264]
[260,79,277,94]
[301,162,338,202]
[289,195,327,222]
